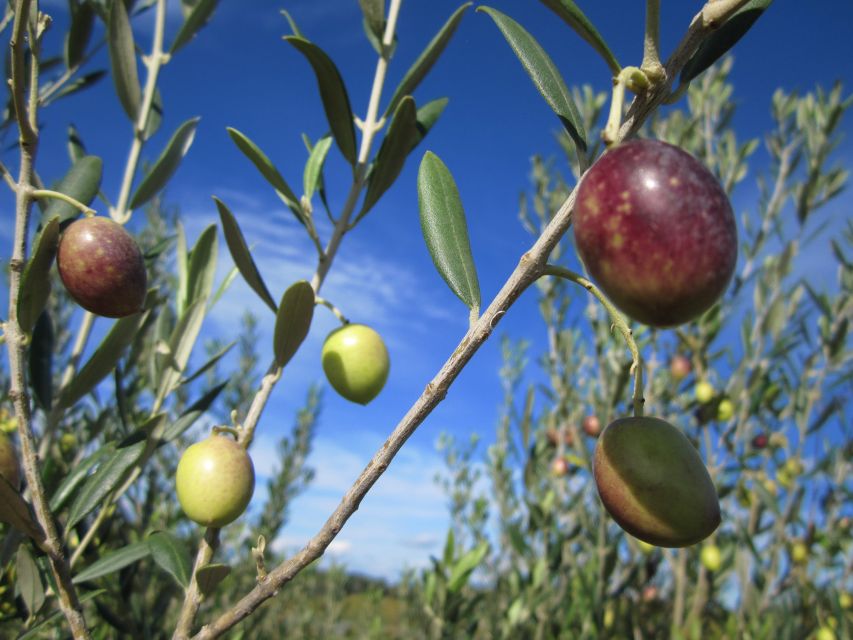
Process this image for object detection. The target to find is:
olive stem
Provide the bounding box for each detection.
[641,0,666,83]
[172,528,221,640]
[602,66,648,146]
[112,0,169,225]
[29,188,95,215]
[541,264,645,417]
[315,296,350,325]
[6,2,91,637]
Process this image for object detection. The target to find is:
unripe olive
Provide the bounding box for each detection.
[700,544,722,572]
[593,416,720,547]
[695,381,715,404]
[321,323,390,405]
[790,540,809,565]
[716,398,734,421]
[0,432,21,490]
[175,435,255,528]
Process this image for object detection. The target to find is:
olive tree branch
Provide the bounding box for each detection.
[112,0,168,225]
[189,2,736,636]
[6,2,91,637]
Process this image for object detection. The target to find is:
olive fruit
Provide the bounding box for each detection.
[593,416,720,547]
[573,139,737,327]
[717,399,734,421]
[0,432,21,490]
[175,435,255,528]
[582,414,601,437]
[550,456,570,477]
[695,381,715,404]
[670,355,692,382]
[321,323,390,405]
[700,544,722,572]
[57,216,147,318]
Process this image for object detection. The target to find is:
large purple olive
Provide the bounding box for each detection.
[574,139,737,327]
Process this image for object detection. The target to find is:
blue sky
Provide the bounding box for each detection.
[3,1,853,579]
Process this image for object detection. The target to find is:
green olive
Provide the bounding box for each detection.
[175,435,255,528]
[321,323,390,405]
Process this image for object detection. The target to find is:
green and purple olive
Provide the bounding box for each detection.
[593,416,721,547]
[573,139,737,328]
[57,216,147,318]
[176,434,255,528]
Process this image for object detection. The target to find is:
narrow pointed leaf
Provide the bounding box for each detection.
[209,265,238,309]
[108,0,142,121]
[284,36,357,166]
[226,127,306,226]
[478,6,586,152]
[680,0,774,85]
[215,197,277,312]
[185,223,218,307]
[280,9,304,38]
[142,87,164,141]
[148,531,192,588]
[447,542,488,593]
[412,97,449,150]
[65,0,95,69]
[0,476,46,547]
[67,124,87,162]
[273,281,315,367]
[58,310,148,409]
[538,0,620,74]
[43,155,103,224]
[130,117,200,210]
[16,545,45,616]
[28,310,54,410]
[180,341,235,387]
[196,563,231,597]
[171,0,218,54]
[385,3,471,117]
[303,135,333,203]
[17,590,106,640]
[72,541,151,584]
[360,96,419,217]
[17,217,59,334]
[50,447,109,511]
[44,70,107,106]
[176,222,189,316]
[66,439,146,528]
[358,0,385,43]
[417,152,480,312]
[162,380,228,442]
[156,299,206,403]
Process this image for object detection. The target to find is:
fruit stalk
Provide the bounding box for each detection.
[542,264,644,416]
[5,2,91,637]
[173,529,220,640]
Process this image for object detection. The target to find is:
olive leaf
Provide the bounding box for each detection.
[537,0,620,75]
[66,439,146,528]
[215,197,277,313]
[17,216,59,334]
[28,310,54,410]
[50,447,109,512]
[417,151,480,314]
[107,0,142,122]
[358,0,385,45]
[284,36,358,167]
[58,310,148,410]
[273,281,315,367]
[130,117,201,210]
[149,531,192,589]
[226,127,306,227]
[196,563,231,597]
[303,134,333,204]
[477,6,586,153]
[680,0,775,85]
[280,9,304,38]
[385,3,471,117]
[171,0,218,54]
[162,380,228,442]
[360,96,419,218]
[65,0,95,69]
[16,545,45,617]
[42,155,103,224]
[0,476,46,548]
[72,541,151,584]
